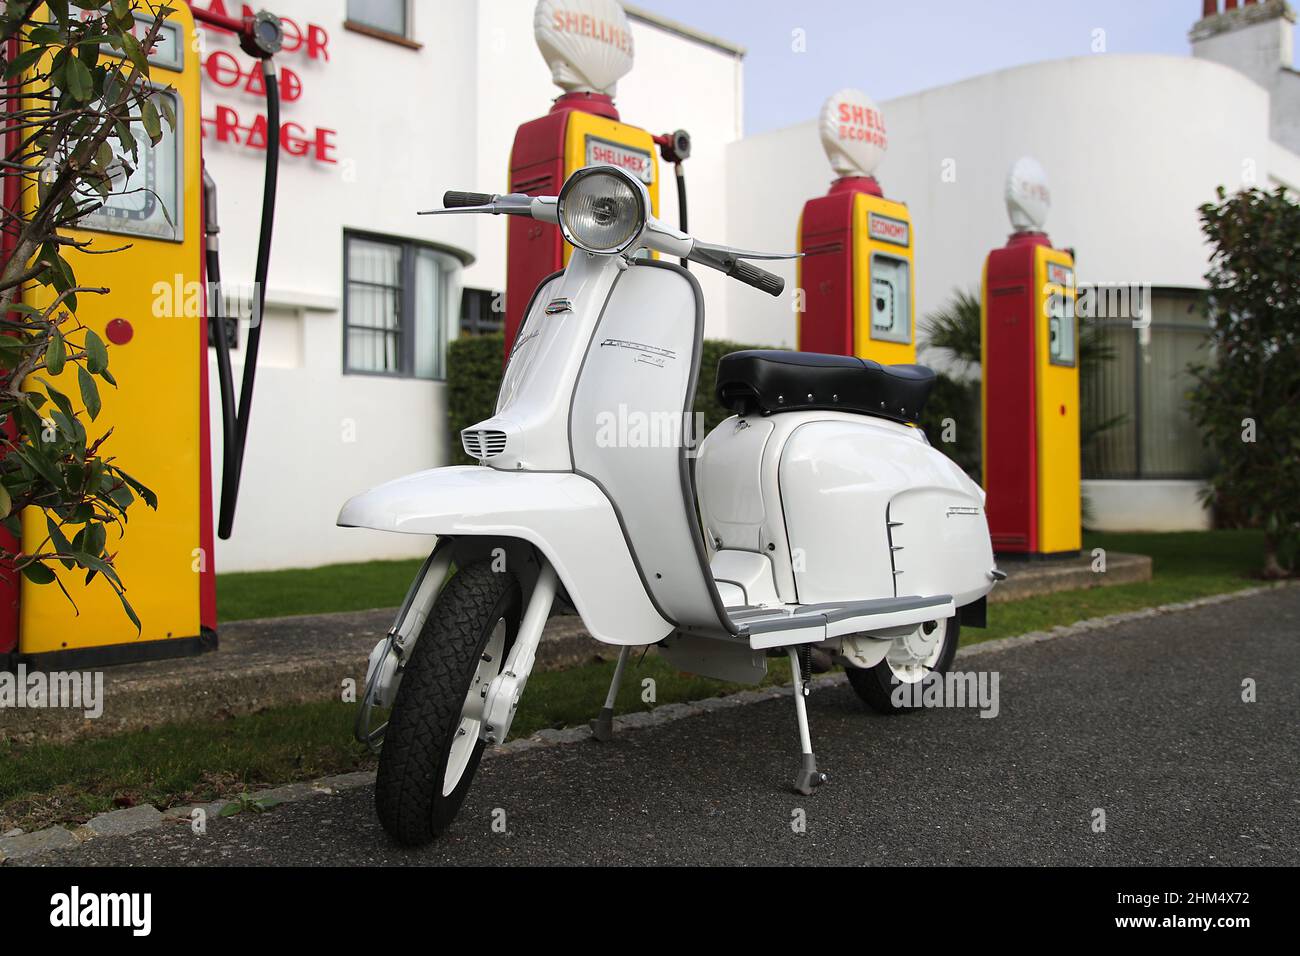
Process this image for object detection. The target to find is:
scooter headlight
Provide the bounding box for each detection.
[557,166,647,255]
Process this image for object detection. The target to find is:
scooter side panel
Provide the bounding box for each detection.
[777,418,905,604]
[337,467,671,645]
[568,261,735,635]
[889,486,995,608]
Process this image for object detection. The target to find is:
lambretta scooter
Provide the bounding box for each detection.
[340,165,1000,846]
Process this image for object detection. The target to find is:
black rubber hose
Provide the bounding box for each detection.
[207,244,238,525]
[218,61,280,540]
[675,164,688,270]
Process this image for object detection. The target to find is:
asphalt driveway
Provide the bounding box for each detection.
[14,587,1300,866]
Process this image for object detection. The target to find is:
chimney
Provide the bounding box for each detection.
[1191,0,1296,91]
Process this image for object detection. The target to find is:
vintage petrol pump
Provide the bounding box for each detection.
[798,88,916,365]
[0,2,283,669]
[505,0,690,354]
[981,157,1081,558]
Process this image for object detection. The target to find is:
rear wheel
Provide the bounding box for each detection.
[375,561,521,846]
[845,616,960,715]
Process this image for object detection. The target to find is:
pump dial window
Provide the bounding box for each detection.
[1048,293,1077,367]
[869,253,911,344]
[79,89,183,243]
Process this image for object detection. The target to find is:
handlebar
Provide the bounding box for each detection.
[444,190,495,209]
[729,259,785,297]
[687,241,786,297]
[424,189,792,298]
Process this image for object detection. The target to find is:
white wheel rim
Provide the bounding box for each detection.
[442,619,507,797]
[885,619,947,685]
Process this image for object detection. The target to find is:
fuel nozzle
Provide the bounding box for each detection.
[187,3,283,60]
[654,129,692,165]
[241,10,285,59]
[653,130,692,264]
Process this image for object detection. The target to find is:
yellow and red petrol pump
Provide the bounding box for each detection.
[505,0,690,355]
[0,2,283,669]
[981,156,1081,557]
[798,88,916,365]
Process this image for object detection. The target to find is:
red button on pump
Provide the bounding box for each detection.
[106,318,133,345]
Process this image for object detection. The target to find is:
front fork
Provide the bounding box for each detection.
[476,562,558,745]
[357,548,557,752]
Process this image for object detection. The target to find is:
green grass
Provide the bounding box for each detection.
[217,558,424,623]
[2,530,1271,833]
[973,529,1267,643]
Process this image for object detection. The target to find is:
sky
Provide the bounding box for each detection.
[630,0,1300,135]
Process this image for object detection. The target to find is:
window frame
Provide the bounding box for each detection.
[342,230,461,381]
[1081,289,1211,481]
[344,0,419,48]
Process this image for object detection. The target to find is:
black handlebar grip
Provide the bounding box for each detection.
[443,191,494,209]
[729,259,785,297]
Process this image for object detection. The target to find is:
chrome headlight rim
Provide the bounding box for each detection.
[557,165,648,256]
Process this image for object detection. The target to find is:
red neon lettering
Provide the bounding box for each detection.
[203,108,338,164]
[306,24,331,62]
[212,104,242,144]
[204,54,304,104]
[314,127,338,164]
[204,49,243,87]
[281,121,310,157]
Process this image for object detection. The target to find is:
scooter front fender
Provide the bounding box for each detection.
[338,466,672,646]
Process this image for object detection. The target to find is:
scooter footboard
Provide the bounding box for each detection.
[338,467,672,646]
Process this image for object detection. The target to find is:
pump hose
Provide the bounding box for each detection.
[207,241,238,529]
[675,164,688,270]
[217,60,280,540]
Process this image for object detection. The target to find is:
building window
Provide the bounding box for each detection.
[346,0,408,38]
[344,232,458,380]
[1083,289,1213,480]
[460,288,503,336]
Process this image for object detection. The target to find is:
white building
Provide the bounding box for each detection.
[204,0,1298,572]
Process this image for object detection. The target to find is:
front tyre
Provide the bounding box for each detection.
[375,560,521,846]
[845,616,960,715]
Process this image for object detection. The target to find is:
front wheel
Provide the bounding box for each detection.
[845,616,960,715]
[375,560,521,846]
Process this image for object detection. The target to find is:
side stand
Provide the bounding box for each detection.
[589,644,632,742]
[789,647,828,796]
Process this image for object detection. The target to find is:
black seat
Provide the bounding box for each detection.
[715,350,936,424]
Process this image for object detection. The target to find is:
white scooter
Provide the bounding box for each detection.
[341,165,1000,846]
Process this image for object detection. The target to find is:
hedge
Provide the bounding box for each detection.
[447,334,977,477]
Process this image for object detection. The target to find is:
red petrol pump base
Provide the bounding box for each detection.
[981,231,1082,558]
[797,177,917,367]
[797,177,882,356]
[505,92,659,356]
